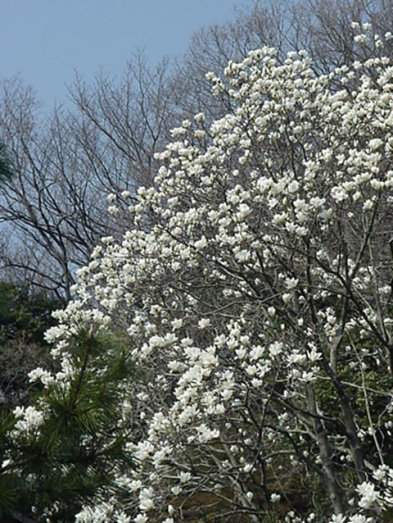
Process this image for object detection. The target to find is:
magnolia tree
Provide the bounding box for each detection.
[6,25,393,522]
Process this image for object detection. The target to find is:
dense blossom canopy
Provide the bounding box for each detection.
[11,25,393,521]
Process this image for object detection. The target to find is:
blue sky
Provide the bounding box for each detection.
[1,0,252,109]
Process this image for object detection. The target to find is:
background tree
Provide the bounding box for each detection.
[0,282,63,407]
[0,58,171,299]
[0,143,12,181]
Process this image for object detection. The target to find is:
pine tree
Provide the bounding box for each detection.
[1,326,137,521]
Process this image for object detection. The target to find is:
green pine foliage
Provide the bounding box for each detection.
[0,327,137,521]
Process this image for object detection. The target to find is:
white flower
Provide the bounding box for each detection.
[28,367,54,386]
[285,278,298,290]
[373,465,388,482]
[12,406,45,436]
[348,516,369,523]
[198,318,211,329]
[115,512,131,523]
[268,306,276,316]
[287,180,299,193]
[357,481,378,509]
[139,488,154,511]
[269,341,283,357]
[369,138,383,150]
[179,471,191,483]
[108,205,119,215]
[354,34,367,44]
[195,112,205,123]
[363,200,374,211]
[194,236,207,250]
[172,318,183,330]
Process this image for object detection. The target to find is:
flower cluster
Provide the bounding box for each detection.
[19,27,393,521]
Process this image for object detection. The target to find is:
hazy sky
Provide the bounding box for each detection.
[1,0,252,109]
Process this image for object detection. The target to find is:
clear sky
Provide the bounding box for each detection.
[1,0,252,109]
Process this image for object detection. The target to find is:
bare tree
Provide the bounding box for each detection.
[2,0,393,298]
[0,56,173,298]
